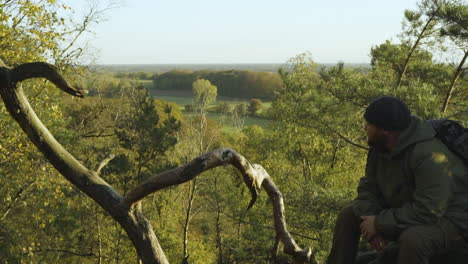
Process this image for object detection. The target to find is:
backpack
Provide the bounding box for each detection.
[428,119,468,167]
[403,119,468,186]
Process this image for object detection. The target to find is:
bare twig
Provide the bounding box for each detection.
[31,248,95,257]
[95,154,116,175]
[336,133,369,151]
[0,180,37,222]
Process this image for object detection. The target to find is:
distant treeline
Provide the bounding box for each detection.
[152,70,283,99]
[96,63,286,73]
[95,63,371,73]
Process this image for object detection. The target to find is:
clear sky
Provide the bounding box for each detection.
[66,0,421,64]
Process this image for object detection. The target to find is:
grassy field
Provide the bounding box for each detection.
[140,79,153,90]
[150,89,259,103]
[149,89,273,131]
[109,79,273,131]
[193,113,272,132]
[181,112,272,133]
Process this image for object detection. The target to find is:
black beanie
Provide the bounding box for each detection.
[364,96,411,131]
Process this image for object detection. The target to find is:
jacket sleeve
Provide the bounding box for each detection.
[375,147,451,237]
[353,149,385,217]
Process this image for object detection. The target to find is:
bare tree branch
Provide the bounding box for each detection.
[123,148,313,263]
[122,149,263,209]
[10,62,86,97]
[0,62,169,264]
[0,180,37,222]
[81,133,115,139]
[336,133,369,151]
[95,154,116,175]
[261,172,313,263]
[0,61,315,263]
[271,235,281,260]
[31,248,95,257]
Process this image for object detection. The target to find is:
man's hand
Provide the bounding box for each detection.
[369,235,387,252]
[360,215,377,240]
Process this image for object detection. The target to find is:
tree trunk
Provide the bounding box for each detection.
[212,177,224,264]
[215,209,223,264]
[96,209,102,264]
[396,12,438,89]
[182,179,197,258]
[0,62,170,264]
[441,50,468,114]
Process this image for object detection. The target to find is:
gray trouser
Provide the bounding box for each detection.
[326,204,466,264]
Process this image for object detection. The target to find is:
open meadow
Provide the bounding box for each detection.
[149,88,273,131]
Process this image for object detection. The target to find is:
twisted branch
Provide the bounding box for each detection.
[0,62,167,264]
[10,62,86,97]
[123,148,313,263]
[0,61,314,263]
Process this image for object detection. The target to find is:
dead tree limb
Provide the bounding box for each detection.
[95,154,116,175]
[0,60,168,264]
[0,60,314,263]
[123,148,313,263]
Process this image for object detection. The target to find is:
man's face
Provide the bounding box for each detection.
[365,122,389,152]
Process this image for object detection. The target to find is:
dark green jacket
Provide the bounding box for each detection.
[353,116,468,240]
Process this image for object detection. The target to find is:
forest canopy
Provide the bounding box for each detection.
[153,70,283,99]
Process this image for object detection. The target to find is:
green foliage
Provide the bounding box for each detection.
[0,1,111,262]
[248,98,263,116]
[213,101,232,114]
[114,84,180,186]
[435,0,468,43]
[192,79,218,111]
[266,42,465,260]
[233,103,248,117]
[184,104,195,112]
[2,0,467,263]
[153,69,282,99]
[370,40,455,98]
[370,40,434,79]
[114,71,154,80]
[155,99,185,123]
[1,0,65,64]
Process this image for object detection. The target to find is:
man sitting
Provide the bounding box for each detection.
[327,96,468,264]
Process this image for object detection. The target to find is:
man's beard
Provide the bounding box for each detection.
[368,135,390,153]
